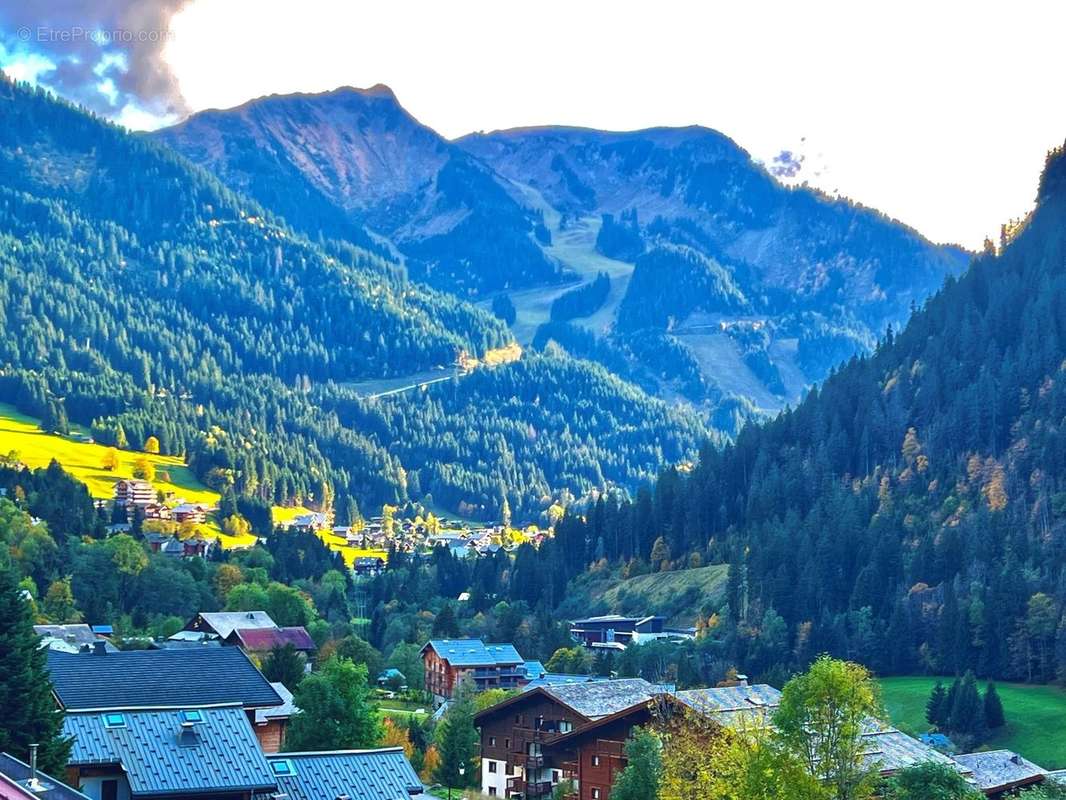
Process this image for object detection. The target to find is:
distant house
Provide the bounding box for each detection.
[570,615,685,649]
[33,624,116,654]
[182,610,278,641]
[145,533,215,559]
[62,705,277,800]
[46,645,291,753]
[421,639,526,706]
[172,502,209,524]
[353,556,385,576]
[142,503,171,521]
[225,626,316,659]
[264,749,426,800]
[0,752,91,800]
[954,751,1048,796]
[289,512,329,533]
[377,668,407,689]
[112,479,155,507]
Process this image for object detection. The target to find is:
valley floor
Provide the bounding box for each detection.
[879,675,1066,769]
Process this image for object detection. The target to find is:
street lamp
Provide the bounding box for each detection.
[448,764,466,800]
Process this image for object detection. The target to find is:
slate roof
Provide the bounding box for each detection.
[33,624,98,648]
[522,674,606,691]
[540,678,661,719]
[64,705,277,797]
[861,726,970,775]
[189,611,277,640]
[0,753,91,800]
[674,684,782,728]
[265,749,424,800]
[422,639,523,666]
[255,682,298,724]
[47,647,282,710]
[229,626,316,652]
[953,750,1047,791]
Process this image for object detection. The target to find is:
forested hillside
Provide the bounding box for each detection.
[535,142,1066,683]
[151,86,561,295]
[0,78,706,520]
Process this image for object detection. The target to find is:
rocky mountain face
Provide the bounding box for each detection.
[152,85,561,294]
[155,89,969,430]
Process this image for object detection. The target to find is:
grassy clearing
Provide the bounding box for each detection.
[566,564,730,627]
[879,675,1066,768]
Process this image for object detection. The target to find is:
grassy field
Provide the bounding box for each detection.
[0,402,376,558]
[879,675,1066,769]
[566,564,730,627]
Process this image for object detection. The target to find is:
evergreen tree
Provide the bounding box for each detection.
[432,603,460,638]
[433,679,478,789]
[983,682,1005,729]
[926,681,948,728]
[0,561,71,773]
[262,643,305,692]
[948,672,986,745]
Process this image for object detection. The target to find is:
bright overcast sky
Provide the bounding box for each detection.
[4,0,1066,249]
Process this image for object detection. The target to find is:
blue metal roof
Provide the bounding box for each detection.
[422,639,523,667]
[63,705,277,797]
[265,749,424,800]
[47,647,282,710]
[522,660,547,679]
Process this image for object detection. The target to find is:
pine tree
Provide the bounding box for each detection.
[0,561,72,773]
[432,604,460,638]
[983,682,1005,729]
[926,682,947,727]
[433,679,478,789]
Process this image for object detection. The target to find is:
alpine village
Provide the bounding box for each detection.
[1,6,1066,800]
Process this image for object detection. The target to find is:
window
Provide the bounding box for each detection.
[515,714,522,724]
[179,710,205,724]
[591,755,601,767]
[489,736,496,747]
[552,770,561,782]
[270,760,297,777]
[559,720,572,733]
[488,762,498,773]
[102,713,126,729]
[504,738,510,750]
[488,789,497,797]
[101,780,118,800]
[592,790,601,799]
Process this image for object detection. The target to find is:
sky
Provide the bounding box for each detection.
[3,0,1066,249]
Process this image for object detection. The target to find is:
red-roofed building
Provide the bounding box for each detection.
[225,626,317,658]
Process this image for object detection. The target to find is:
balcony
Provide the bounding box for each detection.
[506,777,554,797]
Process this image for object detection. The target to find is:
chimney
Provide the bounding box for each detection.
[25,744,44,793]
[1010,754,1020,765]
[178,720,199,747]
[92,641,107,656]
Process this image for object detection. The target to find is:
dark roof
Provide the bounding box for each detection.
[229,626,316,652]
[64,705,276,797]
[953,750,1047,791]
[0,753,91,800]
[265,749,424,800]
[47,647,282,710]
[33,625,99,648]
[421,639,523,666]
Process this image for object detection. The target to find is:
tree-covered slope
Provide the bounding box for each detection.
[461,126,970,419]
[542,142,1066,683]
[0,78,707,520]
[151,86,562,295]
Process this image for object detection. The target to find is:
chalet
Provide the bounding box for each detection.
[142,503,171,521]
[46,645,292,753]
[421,639,526,706]
[255,683,299,753]
[475,678,662,799]
[225,626,316,660]
[569,615,673,650]
[378,668,407,689]
[954,751,1048,796]
[182,610,278,640]
[289,512,329,532]
[353,556,386,576]
[112,479,154,507]
[264,748,426,800]
[62,704,277,800]
[0,751,91,800]
[172,502,208,524]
